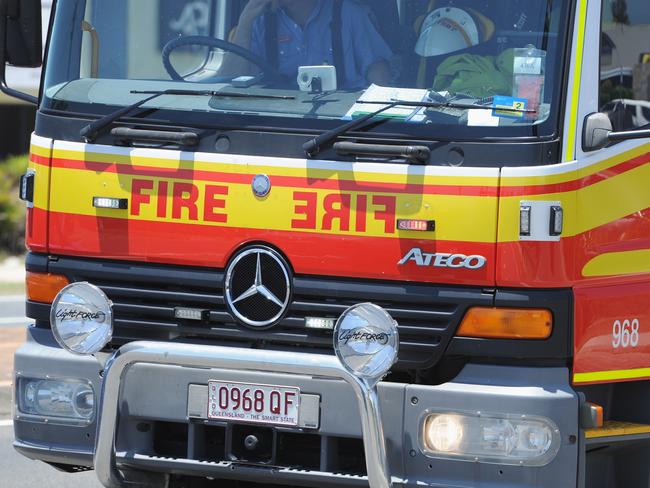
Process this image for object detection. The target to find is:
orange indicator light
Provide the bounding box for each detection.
[457,307,553,340]
[26,272,70,304]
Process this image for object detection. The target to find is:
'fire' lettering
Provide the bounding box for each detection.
[204,185,228,223]
[292,191,317,229]
[156,181,168,218]
[372,195,397,234]
[131,179,154,216]
[322,193,351,231]
[355,194,368,232]
[172,182,199,221]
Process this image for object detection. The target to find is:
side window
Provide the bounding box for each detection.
[600,0,650,131]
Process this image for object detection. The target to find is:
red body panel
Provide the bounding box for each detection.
[574,281,650,383]
[46,209,495,285]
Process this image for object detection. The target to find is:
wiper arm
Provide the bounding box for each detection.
[366,98,537,114]
[303,97,537,159]
[303,102,400,158]
[80,89,295,143]
[81,89,210,143]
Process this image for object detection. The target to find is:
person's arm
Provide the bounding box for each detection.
[218,0,276,77]
[367,59,392,86]
[346,3,394,86]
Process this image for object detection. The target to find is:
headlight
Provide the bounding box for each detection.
[421,411,560,466]
[18,377,95,423]
[50,282,113,355]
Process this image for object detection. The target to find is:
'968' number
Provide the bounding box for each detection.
[612,319,640,348]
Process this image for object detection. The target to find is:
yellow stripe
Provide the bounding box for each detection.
[574,367,650,384]
[29,144,52,212]
[48,167,499,242]
[41,150,650,244]
[564,0,588,162]
[30,143,51,158]
[574,161,650,235]
[586,421,650,439]
[501,143,650,188]
[582,249,650,277]
[499,159,650,241]
[47,140,650,193]
[51,148,499,188]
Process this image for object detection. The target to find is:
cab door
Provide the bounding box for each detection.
[571,0,650,386]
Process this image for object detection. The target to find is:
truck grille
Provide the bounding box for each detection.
[47,257,492,371]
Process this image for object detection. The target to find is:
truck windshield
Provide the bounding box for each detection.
[43,0,569,141]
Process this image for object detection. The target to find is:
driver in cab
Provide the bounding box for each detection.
[220,0,393,89]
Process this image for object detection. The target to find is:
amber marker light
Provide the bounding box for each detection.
[457,307,552,340]
[26,272,70,304]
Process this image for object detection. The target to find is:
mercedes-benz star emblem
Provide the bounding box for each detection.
[224,247,291,328]
[252,174,271,197]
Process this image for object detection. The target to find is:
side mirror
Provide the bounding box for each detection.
[583,112,650,152]
[0,0,42,104]
[582,112,613,152]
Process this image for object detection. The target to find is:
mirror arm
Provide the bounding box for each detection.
[608,128,650,143]
[0,12,37,105]
[583,112,650,152]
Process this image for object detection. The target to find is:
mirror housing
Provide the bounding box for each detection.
[582,112,613,152]
[0,0,42,104]
[3,0,42,67]
[583,112,650,152]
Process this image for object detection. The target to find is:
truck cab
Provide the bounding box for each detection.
[4,0,650,487]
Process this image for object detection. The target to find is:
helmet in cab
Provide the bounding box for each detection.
[415,6,495,57]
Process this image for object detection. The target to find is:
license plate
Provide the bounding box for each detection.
[207,381,301,427]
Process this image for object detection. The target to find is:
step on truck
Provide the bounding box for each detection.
[3,0,650,487]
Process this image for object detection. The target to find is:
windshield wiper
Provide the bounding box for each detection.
[303,98,536,159]
[303,101,402,158]
[366,98,538,114]
[80,89,295,143]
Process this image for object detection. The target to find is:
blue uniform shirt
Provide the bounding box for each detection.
[250,0,392,89]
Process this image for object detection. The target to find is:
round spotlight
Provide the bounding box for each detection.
[334,303,399,382]
[50,282,113,355]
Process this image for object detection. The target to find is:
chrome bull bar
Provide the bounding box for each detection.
[94,341,393,488]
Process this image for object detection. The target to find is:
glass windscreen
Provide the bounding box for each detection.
[43,0,569,139]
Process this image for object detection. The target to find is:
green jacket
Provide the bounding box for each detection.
[432,49,515,98]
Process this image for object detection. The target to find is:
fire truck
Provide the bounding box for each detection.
[3,0,650,486]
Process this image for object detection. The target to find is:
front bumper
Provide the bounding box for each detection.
[14,328,580,487]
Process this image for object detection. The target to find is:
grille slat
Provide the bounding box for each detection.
[102,285,224,305]
[113,303,176,319]
[60,257,492,371]
[397,324,448,336]
[291,300,455,322]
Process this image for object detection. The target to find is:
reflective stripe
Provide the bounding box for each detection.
[585,420,650,439]
[574,367,650,384]
[564,0,588,162]
[582,249,650,277]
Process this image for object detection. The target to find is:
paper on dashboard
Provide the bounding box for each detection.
[343,84,429,120]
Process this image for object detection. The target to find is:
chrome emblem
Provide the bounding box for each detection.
[398,248,487,270]
[224,247,291,328]
[252,174,271,197]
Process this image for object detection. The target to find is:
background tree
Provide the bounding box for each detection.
[611,0,630,25]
